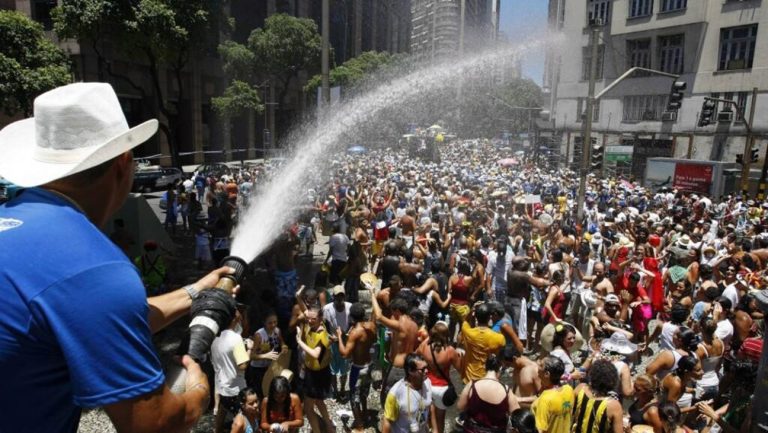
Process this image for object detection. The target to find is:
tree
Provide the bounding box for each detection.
[0,10,71,117]
[53,0,225,167]
[218,14,322,141]
[303,51,394,96]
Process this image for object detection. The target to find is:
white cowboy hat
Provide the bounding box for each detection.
[580,290,598,308]
[600,332,637,356]
[0,82,158,187]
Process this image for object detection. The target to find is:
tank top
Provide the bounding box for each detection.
[426,345,451,387]
[696,343,722,391]
[544,287,567,323]
[572,389,612,433]
[628,401,647,426]
[465,379,509,433]
[250,327,281,368]
[451,274,470,305]
[654,350,683,380]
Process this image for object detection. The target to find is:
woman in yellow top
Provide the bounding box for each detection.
[296,308,333,433]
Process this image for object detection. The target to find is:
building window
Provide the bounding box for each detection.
[577,98,600,122]
[582,45,605,80]
[660,0,686,12]
[719,25,758,70]
[736,91,749,122]
[623,95,667,121]
[32,0,57,30]
[629,0,653,18]
[588,0,611,25]
[658,34,684,74]
[627,38,652,69]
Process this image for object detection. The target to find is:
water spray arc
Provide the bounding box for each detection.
[230,37,555,264]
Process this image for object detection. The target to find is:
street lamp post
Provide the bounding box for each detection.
[575,25,600,223]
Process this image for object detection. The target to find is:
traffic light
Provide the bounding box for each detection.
[751,145,759,163]
[736,154,744,165]
[667,81,686,111]
[591,144,604,172]
[698,99,716,127]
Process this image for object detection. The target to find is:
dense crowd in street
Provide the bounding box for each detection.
[189,138,765,433]
[1,83,764,433]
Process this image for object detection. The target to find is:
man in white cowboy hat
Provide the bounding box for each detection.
[0,83,234,433]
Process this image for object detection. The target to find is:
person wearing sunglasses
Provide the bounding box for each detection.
[382,353,435,433]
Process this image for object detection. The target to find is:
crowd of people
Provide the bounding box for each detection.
[199,138,765,433]
[2,83,764,433]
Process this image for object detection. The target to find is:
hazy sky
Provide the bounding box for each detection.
[499,0,548,84]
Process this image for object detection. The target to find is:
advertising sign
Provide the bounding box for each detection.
[673,163,713,193]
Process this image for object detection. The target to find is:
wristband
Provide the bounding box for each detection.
[184,284,200,300]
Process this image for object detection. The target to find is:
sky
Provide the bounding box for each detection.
[499,0,548,85]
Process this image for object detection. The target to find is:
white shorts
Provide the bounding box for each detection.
[431,384,451,410]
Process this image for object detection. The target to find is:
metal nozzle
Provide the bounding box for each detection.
[214,256,248,294]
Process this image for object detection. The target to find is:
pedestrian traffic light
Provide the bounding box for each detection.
[667,81,686,111]
[591,144,603,172]
[751,145,759,163]
[698,100,716,127]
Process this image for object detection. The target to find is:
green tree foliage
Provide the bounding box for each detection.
[303,51,394,95]
[218,14,322,132]
[53,0,224,167]
[0,11,71,116]
[211,80,263,118]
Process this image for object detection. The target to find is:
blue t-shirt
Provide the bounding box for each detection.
[0,188,164,432]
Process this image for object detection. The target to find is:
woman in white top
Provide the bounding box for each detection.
[694,317,723,402]
[246,311,286,397]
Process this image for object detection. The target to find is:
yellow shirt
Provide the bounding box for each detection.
[460,321,505,382]
[302,325,331,371]
[532,385,575,433]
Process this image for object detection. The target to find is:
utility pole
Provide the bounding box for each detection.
[321,0,331,107]
[576,25,600,223]
[742,87,758,196]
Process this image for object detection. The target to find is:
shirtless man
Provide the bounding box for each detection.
[336,303,376,431]
[573,261,614,337]
[502,346,541,398]
[376,275,403,317]
[506,258,550,346]
[400,209,416,237]
[371,286,418,403]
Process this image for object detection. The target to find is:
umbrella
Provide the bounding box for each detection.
[498,158,518,167]
[347,145,366,154]
[428,124,443,131]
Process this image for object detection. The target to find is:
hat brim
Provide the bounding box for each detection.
[539,322,584,353]
[0,118,158,187]
[601,340,638,356]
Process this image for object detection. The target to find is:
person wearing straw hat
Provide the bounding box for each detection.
[0,82,235,433]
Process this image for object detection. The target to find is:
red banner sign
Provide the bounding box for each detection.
[673,163,713,193]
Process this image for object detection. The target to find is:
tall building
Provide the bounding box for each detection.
[410,0,500,60]
[2,0,411,164]
[545,0,768,182]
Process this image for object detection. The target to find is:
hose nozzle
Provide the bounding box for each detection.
[215,256,248,293]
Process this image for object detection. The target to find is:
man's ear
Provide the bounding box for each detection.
[115,151,133,179]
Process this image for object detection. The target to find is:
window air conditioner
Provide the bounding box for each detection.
[718,111,734,122]
[661,111,678,122]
